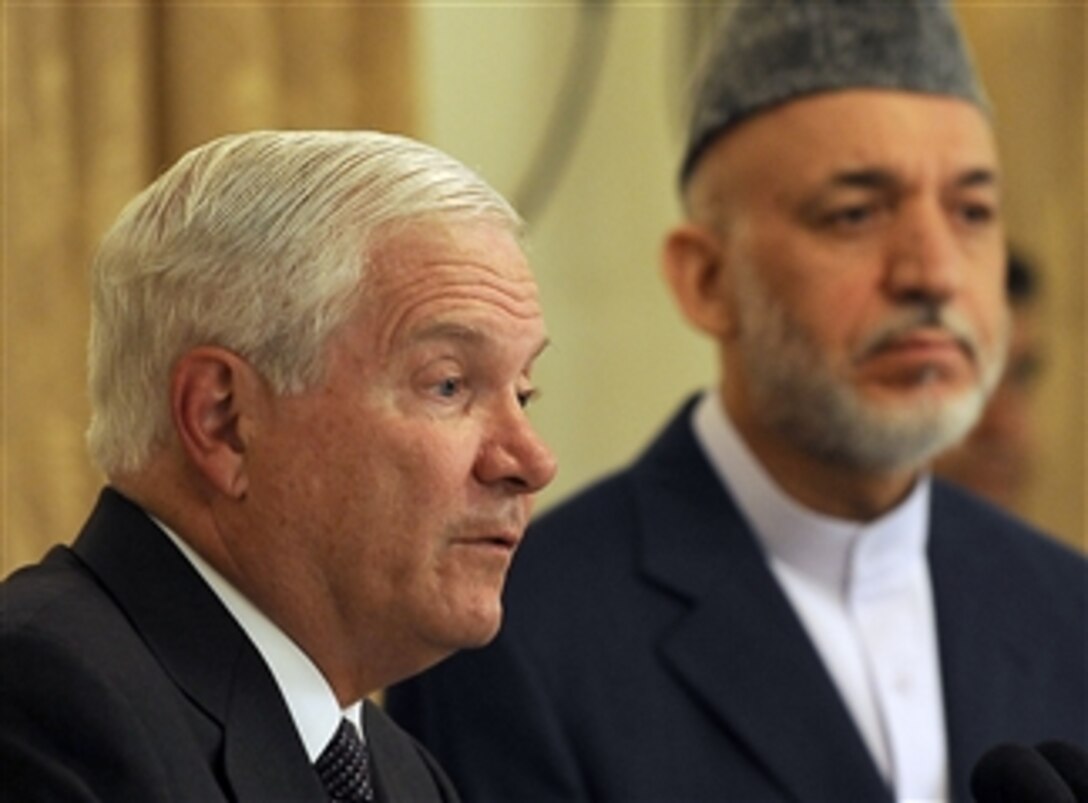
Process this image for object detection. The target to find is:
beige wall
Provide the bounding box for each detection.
[417,3,1086,550]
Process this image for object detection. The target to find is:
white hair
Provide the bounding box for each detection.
[86,130,521,476]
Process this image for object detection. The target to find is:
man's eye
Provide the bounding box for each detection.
[516,387,540,409]
[959,202,996,225]
[435,377,464,399]
[826,205,876,228]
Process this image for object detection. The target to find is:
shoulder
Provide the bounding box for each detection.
[2,542,167,681]
[514,464,647,614]
[527,402,710,551]
[531,466,639,540]
[2,546,129,659]
[2,545,226,801]
[930,480,1086,582]
[929,480,1087,641]
[1,565,176,800]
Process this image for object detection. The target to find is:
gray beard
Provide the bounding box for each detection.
[735,269,1007,472]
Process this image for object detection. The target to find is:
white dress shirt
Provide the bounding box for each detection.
[156,518,362,761]
[692,392,948,803]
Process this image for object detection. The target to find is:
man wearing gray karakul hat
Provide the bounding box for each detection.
[387,2,1088,802]
[681,0,989,183]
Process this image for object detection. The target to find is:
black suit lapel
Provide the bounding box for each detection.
[74,488,325,801]
[222,644,328,801]
[634,406,893,803]
[366,701,458,803]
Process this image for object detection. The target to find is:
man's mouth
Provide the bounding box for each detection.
[857,327,975,385]
[452,530,521,553]
[877,330,965,355]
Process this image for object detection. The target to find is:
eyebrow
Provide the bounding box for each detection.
[410,321,486,346]
[825,167,1000,191]
[408,321,551,360]
[828,169,898,191]
[954,167,1001,190]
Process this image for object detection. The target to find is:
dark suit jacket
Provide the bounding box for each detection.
[386,398,1088,803]
[1,488,460,803]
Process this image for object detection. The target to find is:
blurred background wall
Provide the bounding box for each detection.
[3,2,1084,576]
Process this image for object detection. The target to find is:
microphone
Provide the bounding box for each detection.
[970,743,1075,803]
[1036,741,1088,803]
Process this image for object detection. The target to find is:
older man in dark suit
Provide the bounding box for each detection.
[386,3,1088,802]
[1,130,557,802]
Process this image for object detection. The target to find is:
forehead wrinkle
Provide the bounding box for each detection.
[373,269,542,360]
[377,257,537,299]
[386,265,539,314]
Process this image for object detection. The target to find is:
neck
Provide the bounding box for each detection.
[722,389,920,521]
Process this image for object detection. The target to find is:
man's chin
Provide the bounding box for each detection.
[861,373,984,409]
[849,392,986,471]
[442,599,505,651]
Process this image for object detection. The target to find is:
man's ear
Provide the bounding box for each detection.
[170,347,259,499]
[661,223,737,339]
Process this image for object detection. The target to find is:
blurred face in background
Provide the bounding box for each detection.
[934,299,1041,506]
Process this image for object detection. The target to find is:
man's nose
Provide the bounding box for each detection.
[883,200,965,304]
[474,403,558,494]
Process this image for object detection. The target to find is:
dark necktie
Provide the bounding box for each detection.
[315,718,375,802]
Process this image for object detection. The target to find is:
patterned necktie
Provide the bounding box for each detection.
[315,718,375,802]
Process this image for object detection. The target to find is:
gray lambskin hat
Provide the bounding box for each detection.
[680,0,989,185]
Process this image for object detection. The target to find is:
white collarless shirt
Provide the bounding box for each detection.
[692,392,948,803]
[156,518,362,760]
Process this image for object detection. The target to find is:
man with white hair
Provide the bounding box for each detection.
[386,3,1087,801]
[1,130,557,801]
